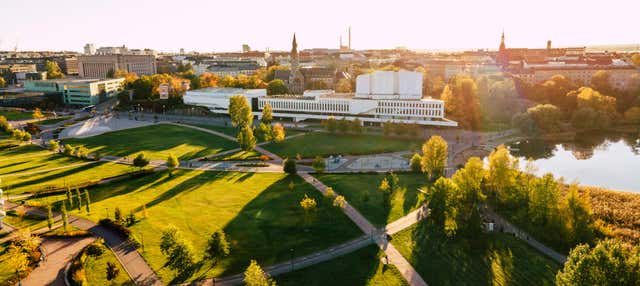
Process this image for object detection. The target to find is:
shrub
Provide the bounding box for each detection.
[283,158,297,174]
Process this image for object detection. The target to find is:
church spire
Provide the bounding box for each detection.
[291,33,298,54]
[499,30,506,51]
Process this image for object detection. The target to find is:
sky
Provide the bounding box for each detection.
[1,0,638,53]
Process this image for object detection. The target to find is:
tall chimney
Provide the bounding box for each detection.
[348,26,351,50]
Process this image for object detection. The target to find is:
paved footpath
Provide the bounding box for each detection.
[21,237,96,286]
[299,172,429,286]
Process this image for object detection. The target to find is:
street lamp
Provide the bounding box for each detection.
[290,248,294,271]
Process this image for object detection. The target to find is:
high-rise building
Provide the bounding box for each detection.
[77,54,157,78]
[84,43,96,55]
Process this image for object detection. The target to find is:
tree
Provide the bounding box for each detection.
[75,146,89,159]
[47,205,54,230]
[32,108,45,121]
[410,153,422,173]
[451,157,487,236]
[114,207,123,223]
[228,95,254,127]
[63,144,74,156]
[106,261,120,281]
[238,125,257,151]
[574,87,617,119]
[6,245,29,277]
[166,153,179,176]
[337,118,350,134]
[61,204,69,231]
[133,153,150,169]
[0,116,11,133]
[421,135,448,180]
[267,79,288,95]
[590,70,613,95]
[441,76,481,129]
[556,239,640,286]
[45,60,64,79]
[261,102,273,125]
[300,194,317,211]
[272,123,285,143]
[486,144,519,204]
[205,230,230,263]
[333,196,346,208]
[244,260,277,286]
[563,185,594,245]
[426,177,457,232]
[312,156,325,173]
[75,188,83,211]
[335,78,352,93]
[48,140,59,152]
[66,187,73,209]
[84,190,91,213]
[160,226,181,255]
[255,122,273,142]
[571,107,610,131]
[283,158,297,174]
[527,104,562,132]
[528,173,560,226]
[0,77,5,88]
[323,117,337,134]
[166,239,195,274]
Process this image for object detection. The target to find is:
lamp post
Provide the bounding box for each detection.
[290,248,294,271]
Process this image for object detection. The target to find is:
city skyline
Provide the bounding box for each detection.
[1,0,639,52]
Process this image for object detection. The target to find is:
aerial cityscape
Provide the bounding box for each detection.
[1,1,639,286]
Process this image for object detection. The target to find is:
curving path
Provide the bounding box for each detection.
[21,237,96,286]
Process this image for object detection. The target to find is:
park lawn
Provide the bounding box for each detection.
[62,124,238,160]
[276,245,408,286]
[194,123,305,142]
[40,170,360,283]
[0,110,33,121]
[0,144,50,161]
[392,224,560,286]
[84,244,134,286]
[206,150,263,161]
[2,212,48,231]
[36,116,70,125]
[2,162,138,194]
[315,173,429,227]
[0,150,81,177]
[262,132,420,158]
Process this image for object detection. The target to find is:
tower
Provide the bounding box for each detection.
[288,33,304,94]
[496,31,508,67]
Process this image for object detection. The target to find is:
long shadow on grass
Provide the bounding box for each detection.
[144,171,230,209]
[181,174,361,284]
[5,161,101,192]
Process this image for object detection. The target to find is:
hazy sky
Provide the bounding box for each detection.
[1,0,638,52]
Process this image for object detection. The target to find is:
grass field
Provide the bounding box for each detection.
[0,110,33,121]
[392,224,560,286]
[2,161,138,194]
[0,148,81,177]
[36,117,70,125]
[262,132,420,158]
[2,212,48,231]
[206,150,263,161]
[276,245,408,286]
[62,124,238,160]
[84,242,134,286]
[315,173,429,227]
[193,123,305,142]
[27,170,360,283]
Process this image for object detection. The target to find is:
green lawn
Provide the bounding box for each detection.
[62,124,238,160]
[193,123,305,142]
[206,150,263,161]
[84,242,134,286]
[276,245,408,286]
[0,110,33,121]
[28,170,360,283]
[262,132,420,158]
[392,224,560,286]
[0,149,81,177]
[2,161,139,194]
[315,173,429,227]
[36,117,71,125]
[2,212,48,231]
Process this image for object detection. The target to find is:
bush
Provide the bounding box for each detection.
[283,158,297,174]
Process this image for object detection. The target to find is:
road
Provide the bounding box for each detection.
[20,237,96,286]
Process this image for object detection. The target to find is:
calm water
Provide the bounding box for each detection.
[508,132,640,193]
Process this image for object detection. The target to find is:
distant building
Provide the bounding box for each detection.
[84,43,96,55]
[24,78,125,105]
[0,64,37,84]
[192,57,265,77]
[77,55,157,78]
[185,70,457,127]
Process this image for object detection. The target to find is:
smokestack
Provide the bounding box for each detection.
[348,26,351,50]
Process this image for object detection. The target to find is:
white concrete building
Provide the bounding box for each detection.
[184,70,457,127]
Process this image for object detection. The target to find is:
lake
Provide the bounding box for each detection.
[508,132,640,193]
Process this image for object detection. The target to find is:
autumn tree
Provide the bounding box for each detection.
[267,79,288,95]
[32,108,45,121]
[228,95,254,128]
[421,135,448,181]
[312,156,325,173]
[563,185,594,245]
[528,173,560,227]
[166,153,179,176]
[48,140,59,152]
[238,125,256,151]
[261,102,273,125]
[486,144,519,204]
[410,153,422,173]
[272,123,285,143]
[256,123,273,142]
[441,76,481,129]
[45,60,64,79]
[205,230,230,264]
[426,177,457,232]
[451,157,487,236]
[244,260,277,286]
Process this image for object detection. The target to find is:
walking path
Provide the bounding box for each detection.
[4,201,163,286]
[299,172,428,286]
[20,237,96,286]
